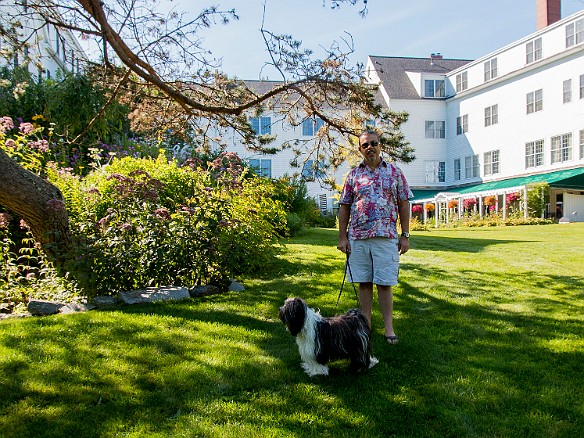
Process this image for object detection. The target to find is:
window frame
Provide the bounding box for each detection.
[250,116,272,135]
[551,133,573,164]
[456,71,468,92]
[456,114,469,135]
[566,18,584,48]
[484,58,498,82]
[465,154,480,179]
[563,79,572,104]
[484,104,499,127]
[424,161,446,183]
[483,150,500,176]
[454,158,461,181]
[425,120,445,138]
[248,158,272,178]
[526,89,543,114]
[525,139,544,169]
[526,37,542,64]
[424,79,445,98]
[302,117,325,136]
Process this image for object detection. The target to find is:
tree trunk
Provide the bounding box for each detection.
[0,149,71,271]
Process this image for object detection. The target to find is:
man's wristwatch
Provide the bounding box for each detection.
[401,232,410,239]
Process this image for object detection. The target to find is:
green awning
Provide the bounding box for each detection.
[410,189,443,201]
[454,167,584,194]
[410,167,584,201]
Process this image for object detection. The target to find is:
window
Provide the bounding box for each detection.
[525,139,544,168]
[250,117,271,135]
[526,38,542,64]
[425,121,445,138]
[580,129,584,159]
[465,155,479,179]
[484,58,498,82]
[424,79,445,98]
[551,133,572,164]
[425,161,445,183]
[484,104,498,127]
[456,115,468,135]
[566,18,584,47]
[301,159,324,181]
[526,89,543,114]
[484,150,500,176]
[580,74,584,99]
[454,158,461,181]
[248,159,272,178]
[456,71,468,92]
[302,118,324,136]
[563,79,572,103]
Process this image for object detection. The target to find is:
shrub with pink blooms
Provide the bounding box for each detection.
[412,204,423,215]
[47,154,288,296]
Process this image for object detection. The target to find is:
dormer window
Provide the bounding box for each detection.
[424,79,445,98]
[526,38,542,64]
[456,71,468,92]
[566,18,584,48]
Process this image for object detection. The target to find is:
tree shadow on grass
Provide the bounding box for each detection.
[1,259,582,437]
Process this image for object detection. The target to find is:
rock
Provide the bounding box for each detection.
[60,303,96,314]
[189,285,222,297]
[92,296,119,307]
[119,286,190,305]
[228,280,245,292]
[27,300,64,316]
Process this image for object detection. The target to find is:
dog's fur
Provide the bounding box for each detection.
[279,297,378,376]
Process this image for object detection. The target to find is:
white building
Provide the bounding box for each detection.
[226,2,584,221]
[0,0,85,79]
[365,2,584,222]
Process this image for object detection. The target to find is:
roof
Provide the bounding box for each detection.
[369,56,472,100]
[411,167,584,202]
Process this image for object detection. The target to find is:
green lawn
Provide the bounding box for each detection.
[1,224,583,437]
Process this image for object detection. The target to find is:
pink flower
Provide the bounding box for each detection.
[46,199,66,212]
[18,122,34,134]
[154,208,171,220]
[4,139,16,148]
[0,212,12,229]
[118,222,133,232]
[0,116,14,133]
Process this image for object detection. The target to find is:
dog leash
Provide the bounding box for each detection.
[334,252,360,314]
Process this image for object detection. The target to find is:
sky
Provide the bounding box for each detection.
[165,0,584,80]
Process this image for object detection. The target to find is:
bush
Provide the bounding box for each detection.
[48,154,288,296]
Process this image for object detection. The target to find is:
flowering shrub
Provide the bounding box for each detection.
[0,115,51,174]
[425,203,435,212]
[49,154,287,295]
[506,192,521,205]
[463,198,477,210]
[484,196,497,206]
[448,200,458,209]
[411,204,423,215]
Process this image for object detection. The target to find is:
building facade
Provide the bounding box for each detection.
[366,7,584,222]
[0,1,85,79]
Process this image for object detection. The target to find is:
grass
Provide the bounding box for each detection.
[1,223,583,437]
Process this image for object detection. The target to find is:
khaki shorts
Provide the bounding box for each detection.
[346,237,399,286]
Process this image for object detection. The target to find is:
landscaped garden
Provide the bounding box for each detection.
[1,224,583,437]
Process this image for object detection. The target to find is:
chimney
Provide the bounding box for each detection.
[430,53,443,65]
[536,0,561,30]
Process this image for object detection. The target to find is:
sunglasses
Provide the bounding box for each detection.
[360,140,379,149]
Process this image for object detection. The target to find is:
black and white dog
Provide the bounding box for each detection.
[279,297,378,376]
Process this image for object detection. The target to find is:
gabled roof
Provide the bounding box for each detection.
[369,56,472,100]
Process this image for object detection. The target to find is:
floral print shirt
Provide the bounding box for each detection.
[339,160,413,240]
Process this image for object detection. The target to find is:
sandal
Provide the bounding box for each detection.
[385,335,399,344]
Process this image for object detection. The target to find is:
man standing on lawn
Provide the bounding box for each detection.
[337,129,413,344]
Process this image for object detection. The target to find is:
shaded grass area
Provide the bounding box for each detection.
[1,224,583,437]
